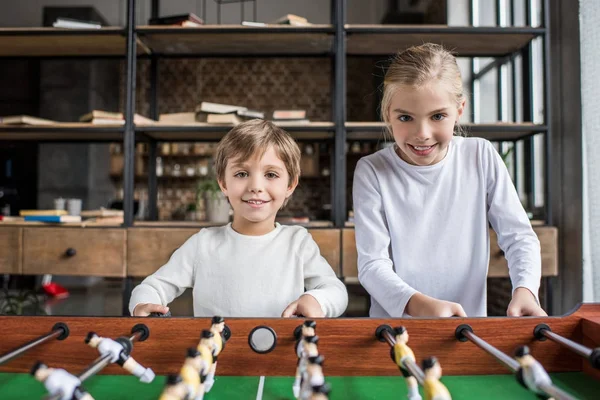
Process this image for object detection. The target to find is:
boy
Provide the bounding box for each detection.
[130,119,348,318]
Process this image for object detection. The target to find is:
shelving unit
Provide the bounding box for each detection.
[0,0,562,314]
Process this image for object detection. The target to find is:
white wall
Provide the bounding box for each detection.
[581,0,600,302]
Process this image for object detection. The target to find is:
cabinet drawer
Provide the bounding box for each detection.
[309,229,340,276]
[489,226,558,277]
[23,228,126,277]
[343,227,558,281]
[0,227,22,274]
[127,228,200,277]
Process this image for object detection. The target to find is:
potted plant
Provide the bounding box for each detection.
[197,178,230,223]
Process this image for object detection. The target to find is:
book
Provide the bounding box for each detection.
[272,119,310,125]
[52,17,101,29]
[149,13,204,26]
[196,102,247,114]
[206,114,242,125]
[80,208,124,218]
[273,110,307,120]
[24,215,82,223]
[270,14,311,26]
[158,112,197,124]
[19,209,68,216]
[79,110,123,122]
[80,111,155,125]
[0,115,57,125]
[0,216,24,222]
[237,109,265,119]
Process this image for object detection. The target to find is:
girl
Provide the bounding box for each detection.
[353,43,546,318]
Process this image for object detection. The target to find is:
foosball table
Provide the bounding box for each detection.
[1,304,600,400]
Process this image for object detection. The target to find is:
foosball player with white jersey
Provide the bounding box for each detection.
[422,357,452,400]
[391,326,422,400]
[85,332,155,383]
[31,361,94,400]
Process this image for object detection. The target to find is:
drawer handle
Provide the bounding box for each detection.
[65,248,77,257]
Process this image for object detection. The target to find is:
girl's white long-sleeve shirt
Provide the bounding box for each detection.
[129,223,348,317]
[353,136,541,317]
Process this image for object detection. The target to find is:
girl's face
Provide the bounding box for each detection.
[388,82,464,166]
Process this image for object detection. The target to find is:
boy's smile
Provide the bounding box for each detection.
[219,145,297,236]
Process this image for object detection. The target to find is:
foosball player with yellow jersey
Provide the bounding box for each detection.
[309,383,331,400]
[179,348,204,400]
[391,326,422,400]
[422,356,452,400]
[196,330,216,396]
[204,316,226,391]
[158,374,189,400]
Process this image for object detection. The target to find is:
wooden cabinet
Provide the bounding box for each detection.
[342,227,558,281]
[127,228,199,277]
[0,227,22,274]
[22,228,126,277]
[309,229,341,276]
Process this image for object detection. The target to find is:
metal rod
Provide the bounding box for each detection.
[542,0,552,227]
[460,329,520,371]
[148,53,159,222]
[0,325,66,366]
[151,0,159,19]
[123,0,137,227]
[521,42,535,212]
[472,56,511,81]
[380,329,425,385]
[332,0,346,227]
[540,329,593,359]
[537,383,579,400]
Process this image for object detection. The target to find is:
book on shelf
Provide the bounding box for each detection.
[80,208,123,218]
[270,14,311,26]
[79,110,155,125]
[0,115,57,125]
[79,110,123,121]
[206,113,243,125]
[158,112,197,124]
[19,209,67,216]
[196,102,247,115]
[272,119,310,125]
[272,110,307,120]
[195,102,265,124]
[52,17,102,29]
[0,216,24,222]
[24,215,82,223]
[149,13,204,26]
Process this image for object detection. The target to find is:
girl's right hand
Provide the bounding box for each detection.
[406,293,467,317]
[132,303,170,317]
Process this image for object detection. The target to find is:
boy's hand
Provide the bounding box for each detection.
[281,294,325,318]
[132,303,170,317]
[406,293,467,317]
[507,287,547,316]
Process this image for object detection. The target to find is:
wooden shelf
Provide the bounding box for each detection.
[0,124,123,141]
[345,25,544,56]
[136,25,334,55]
[133,220,334,228]
[136,122,335,141]
[345,122,547,141]
[0,28,149,57]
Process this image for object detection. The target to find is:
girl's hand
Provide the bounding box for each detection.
[281,294,325,318]
[132,303,170,317]
[507,287,547,316]
[406,293,467,317]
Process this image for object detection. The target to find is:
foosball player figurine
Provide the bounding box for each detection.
[31,361,94,400]
[300,355,325,400]
[158,374,188,400]
[514,345,554,400]
[180,348,205,400]
[309,383,331,400]
[422,357,452,400]
[196,331,216,396]
[293,335,320,399]
[391,326,422,400]
[205,316,226,391]
[296,320,317,358]
[197,327,219,393]
[85,332,155,383]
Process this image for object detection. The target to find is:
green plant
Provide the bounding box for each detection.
[197,178,223,201]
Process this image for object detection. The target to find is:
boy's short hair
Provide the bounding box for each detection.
[214,119,301,187]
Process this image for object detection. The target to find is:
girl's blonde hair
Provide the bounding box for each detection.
[381,43,466,136]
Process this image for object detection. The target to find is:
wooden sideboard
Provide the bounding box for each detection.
[0,225,558,281]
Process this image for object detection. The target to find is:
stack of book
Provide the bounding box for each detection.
[79,110,155,125]
[0,115,57,125]
[19,210,81,223]
[80,208,124,224]
[149,13,204,27]
[52,17,102,29]
[271,14,312,26]
[195,102,265,125]
[272,110,309,125]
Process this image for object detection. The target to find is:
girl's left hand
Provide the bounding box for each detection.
[281,294,325,318]
[507,287,548,316]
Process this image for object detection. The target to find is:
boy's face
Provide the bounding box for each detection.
[219,145,297,234]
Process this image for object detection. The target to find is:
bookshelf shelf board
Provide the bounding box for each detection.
[0,28,148,57]
[0,124,124,141]
[345,122,547,141]
[136,25,334,55]
[133,220,334,228]
[136,122,335,141]
[345,25,545,56]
